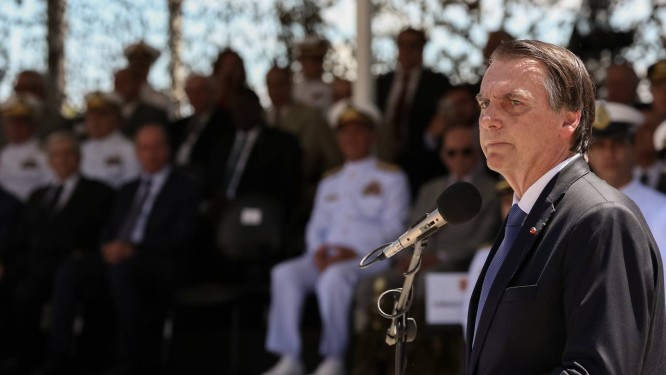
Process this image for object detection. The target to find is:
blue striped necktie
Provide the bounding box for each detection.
[474,204,527,344]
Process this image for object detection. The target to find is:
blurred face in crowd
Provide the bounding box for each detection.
[588,136,634,189]
[441,126,478,179]
[114,69,141,102]
[85,107,121,139]
[336,121,375,161]
[185,75,214,114]
[440,86,479,125]
[332,77,352,102]
[397,29,424,72]
[48,135,80,180]
[230,90,263,131]
[127,53,154,81]
[135,125,170,174]
[299,55,325,80]
[478,57,579,194]
[266,67,292,108]
[3,116,36,144]
[605,64,639,105]
[214,51,246,91]
[14,71,46,100]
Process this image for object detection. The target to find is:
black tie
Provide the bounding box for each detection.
[640,172,649,186]
[45,184,63,215]
[117,177,152,242]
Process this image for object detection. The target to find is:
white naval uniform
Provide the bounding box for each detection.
[634,161,666,192]
[293,79,332,116]
[622,178,666,254]
[81,131,140,189]
[265,156,410,360]
[0,138,51,201]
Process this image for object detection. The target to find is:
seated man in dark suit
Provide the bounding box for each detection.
[168,74,233,283]
[2,131,115,373]
[101,124,200,375]
[206,87,302,270]
[0,185,22,265]
[207,87,302,210]
[0,185,23,365]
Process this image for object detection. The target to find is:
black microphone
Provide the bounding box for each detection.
[377,181,482,260]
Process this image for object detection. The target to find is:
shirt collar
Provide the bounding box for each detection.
[513,154,580,214]
[343,156,375,172]
[52,173,80,189]
[140,165,171,186]
[91,130,123,144]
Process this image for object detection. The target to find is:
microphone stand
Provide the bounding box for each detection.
[376,238,427,375]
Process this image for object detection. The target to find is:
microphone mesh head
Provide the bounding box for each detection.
[436,181,482,224]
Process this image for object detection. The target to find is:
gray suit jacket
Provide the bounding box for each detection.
[411,169,500,271]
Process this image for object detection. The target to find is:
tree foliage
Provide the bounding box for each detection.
[2,0,666,113]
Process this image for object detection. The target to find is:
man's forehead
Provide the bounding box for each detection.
[479,59,546,97]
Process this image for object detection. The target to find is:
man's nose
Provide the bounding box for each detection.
[479,104,501,130]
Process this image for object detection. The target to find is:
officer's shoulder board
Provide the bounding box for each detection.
[376,160,401,173]
[322,165,343,179]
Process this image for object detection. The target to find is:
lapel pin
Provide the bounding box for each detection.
[529,227,537,235]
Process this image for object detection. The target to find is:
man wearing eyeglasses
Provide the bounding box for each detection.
[410,124,500,272]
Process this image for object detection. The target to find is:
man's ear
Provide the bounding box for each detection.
[561,110,581,138]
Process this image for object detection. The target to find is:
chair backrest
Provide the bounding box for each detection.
[216,193,285,262]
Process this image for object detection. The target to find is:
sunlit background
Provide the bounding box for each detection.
[1,0,665,114]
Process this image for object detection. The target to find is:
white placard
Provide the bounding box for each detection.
[240,208,263,226]
[425,272,468,326]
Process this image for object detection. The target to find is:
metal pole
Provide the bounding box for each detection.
[355,0,374,105]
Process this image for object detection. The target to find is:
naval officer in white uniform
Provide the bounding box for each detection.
[292,36,333,116]
[262,102,411,375]
[80,91,140,189]
[588,100,666,258]
[0,93,51,201]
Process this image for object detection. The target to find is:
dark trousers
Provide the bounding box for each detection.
[8,253,110,370]
[49,254,114,368]
[107,254,177,375]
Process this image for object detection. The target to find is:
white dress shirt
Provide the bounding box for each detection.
[514,154,580,214]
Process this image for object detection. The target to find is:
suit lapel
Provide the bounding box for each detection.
[466,157,591,374]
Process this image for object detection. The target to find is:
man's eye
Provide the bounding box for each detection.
[478,101,489,109]
[510,100,521,105]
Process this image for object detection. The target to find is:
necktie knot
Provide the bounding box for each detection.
[46,184,64,214]
[506,204,527,227]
